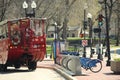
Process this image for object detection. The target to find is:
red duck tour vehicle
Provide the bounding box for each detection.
[0,18,46,71]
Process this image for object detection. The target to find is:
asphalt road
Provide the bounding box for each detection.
[0,67,65,80]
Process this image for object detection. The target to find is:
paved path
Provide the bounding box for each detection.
[74,59,120,80]
[0,66,65,80]
[37,58,120,80]
[0,60,65,80]
[37,47,120,80]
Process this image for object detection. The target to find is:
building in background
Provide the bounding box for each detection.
[47,26,89,38]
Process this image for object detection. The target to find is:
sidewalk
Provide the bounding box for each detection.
[75,47,120,80]
[74,59,120,80]
[38,47,120,80]
[37,58,120,80]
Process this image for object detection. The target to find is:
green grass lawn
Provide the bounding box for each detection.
[46,38,119,54]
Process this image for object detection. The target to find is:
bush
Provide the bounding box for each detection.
[114,58,120,62]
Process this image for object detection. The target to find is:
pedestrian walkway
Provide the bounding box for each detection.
[37,59,77,80]
[37,46,120,80]
[37,58,120,80]
[74,59,120,80]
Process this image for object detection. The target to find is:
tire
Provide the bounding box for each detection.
[28,61,37,71]
[14,63,21,69]
[0,64,7,72]
[61,57,67,67]
[89,60,102,73]
[66,59,72,71]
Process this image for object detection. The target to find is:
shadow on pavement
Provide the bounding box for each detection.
[104,72,120,75]
[0,68,32,74]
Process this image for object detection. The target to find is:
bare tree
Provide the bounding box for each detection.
[0,0,100,37]
[0,0,13,21]
[61,0,77,40]
[98,0,118,28]
[113,0,120,46]
[98,0,118,47]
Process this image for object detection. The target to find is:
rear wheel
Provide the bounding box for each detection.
[14,63,21,69]
[28,61,37,71]
[89,60,102,73]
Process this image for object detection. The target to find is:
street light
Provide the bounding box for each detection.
[54,22,57,64]
[87,13,93,58]
[97,14,103,60]
[98,0,111,66]
[31,1,37,8]
[31,1,37,17]
[23,1,28,9]
[54,22,57,40]
[104,0,111,66]
[82,3,88,57]
[87,13,92,19]
[22,1,37,17]
[22,1,28,16]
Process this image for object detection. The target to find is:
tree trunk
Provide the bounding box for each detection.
[62,0,69,41]
[116,15,120,46]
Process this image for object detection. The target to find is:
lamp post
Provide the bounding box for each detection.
[98,0,111,66]
[104,0,111,66]
[97,14,103,60]
[54,22,58,41]
[82,3,88,57]
[31,1,37,17]
[22,1,28,16]
[87,13,93,58]
[94,13,104,60]
[54,22,57,64]
[22,0,37,17]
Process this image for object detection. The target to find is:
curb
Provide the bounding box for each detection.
[54,66,77,80]
[37,65,77,80]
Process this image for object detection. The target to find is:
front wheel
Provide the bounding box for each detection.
[28,61,37,71]
[0,64,7,72]
[89,60,102,73]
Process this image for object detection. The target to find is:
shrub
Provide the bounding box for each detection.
[114,58,120,62]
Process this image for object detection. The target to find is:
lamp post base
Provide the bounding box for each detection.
[90,48,94,58]
[106,60,111,66]
[97,53,103,60]
[104,51,108,57]
[97,48,103,60]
